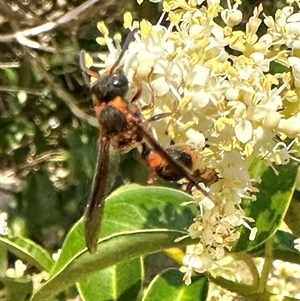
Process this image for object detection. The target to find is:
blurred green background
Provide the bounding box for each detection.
[0,0,164,252]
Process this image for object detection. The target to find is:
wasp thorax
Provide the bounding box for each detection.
[92,69,129,102]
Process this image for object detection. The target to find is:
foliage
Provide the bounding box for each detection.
[0,0,300,301]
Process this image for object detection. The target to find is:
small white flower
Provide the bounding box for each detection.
[221,8,243,27]
[261,139,300,175]
[6,260,27,278]
[52,249,62,261]
[182,244,214,285]
[151,77,170,97]
[277,115,300,138]
[262,111,281,129]
[0,212,9,236]
[225,88,239,101]
[185,129,206,148]
[294,237,300,252]
[288,56,300,88]
[235,120,253,143]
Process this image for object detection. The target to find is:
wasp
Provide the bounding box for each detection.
[141,142,218,190]
[81,29,214,253]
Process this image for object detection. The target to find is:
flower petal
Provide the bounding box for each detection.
[235,120,253,143]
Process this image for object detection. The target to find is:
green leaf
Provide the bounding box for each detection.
[3,68,19,86]
[50,184,194,276]
[77,256,143,301]
[142,269,208,301]
[0,277,33,301]
[30,185,195,301]
[234,161,299,252]
[31,230,192,301]
[284,192,300,238]
[250,230,300,264]
[0,236,54,272]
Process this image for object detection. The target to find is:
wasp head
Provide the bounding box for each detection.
[92,69,129,103]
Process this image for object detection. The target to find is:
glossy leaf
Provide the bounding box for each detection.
[142,268,208,301]
[78,256,143,301]
[0,236,54,272]
[50,185,194,275]
[284,191,300,238]
[250,230,300,264]
[234,161,299,252]
[30,185,195,301]
[0,277,33,301]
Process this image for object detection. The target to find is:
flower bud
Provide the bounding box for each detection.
[262,111,281,129]
[221,9,243,27]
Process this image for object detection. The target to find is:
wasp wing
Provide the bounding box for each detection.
[136,123,212,199]
[84,135,119,253]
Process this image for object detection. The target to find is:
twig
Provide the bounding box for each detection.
[0,0,108,43]
[1,150,68,179]
[0,85,44,96]
[0,62,21,69]
[28,51,98,128]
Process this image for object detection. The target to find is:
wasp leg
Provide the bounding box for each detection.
[140,67,155,111]
[130,70,143,104]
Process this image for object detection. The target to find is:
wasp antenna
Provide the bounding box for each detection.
[110,28,139,74]
[80,50,100,80]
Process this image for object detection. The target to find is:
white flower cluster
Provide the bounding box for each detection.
[267,259,300,298]
[89,0,300,284]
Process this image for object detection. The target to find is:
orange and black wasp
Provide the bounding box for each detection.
[81,29,214,253]
[141,142,218,190]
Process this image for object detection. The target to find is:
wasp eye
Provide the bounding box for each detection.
[112,73,128,88]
